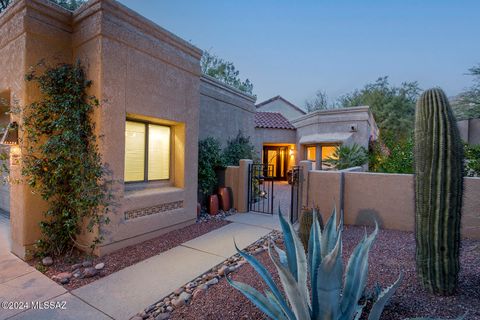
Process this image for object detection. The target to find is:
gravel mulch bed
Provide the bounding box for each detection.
[171,225,480,320]
[31,218,230,290]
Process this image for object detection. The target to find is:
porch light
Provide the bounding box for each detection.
[289,148,295,156]
[0,122,18,146]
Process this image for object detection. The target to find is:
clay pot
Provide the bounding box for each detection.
[208,194,219,215]
[217,187,231,211]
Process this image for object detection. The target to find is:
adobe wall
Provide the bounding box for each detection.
[199,75,256,148]
[73,0,202,255]
[0,0,202,257]
[305,170,480,239]
[458,118,480,145]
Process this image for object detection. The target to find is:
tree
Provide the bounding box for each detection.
[223,131,256,166]
[0,0,84,13]
[337,76,421,144]
[452,64,480,120]
[304,90,329,113]
[201,50,254,95]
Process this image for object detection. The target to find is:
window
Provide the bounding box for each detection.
[306,146,317,170]
[124,120,171,182]
[321,145,339,169]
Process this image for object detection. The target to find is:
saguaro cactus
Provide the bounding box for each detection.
[414,88,464,295]
[298,207,323,252]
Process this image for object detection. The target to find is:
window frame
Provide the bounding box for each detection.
[124,119,172,184]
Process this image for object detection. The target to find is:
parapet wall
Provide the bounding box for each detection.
[304,169,480,239]
[199,75,256,147]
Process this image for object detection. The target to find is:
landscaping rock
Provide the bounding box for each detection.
[206,278,219,287]
[217,265,231,276]
[42,257,53,266]
[82,260,93,268]
[71,263,83,270]
[130,316,143,320]
[95,262,105,270]
[83,267,98,278]
[173,287,184,295]
[53,272,72,284]
[166,306,173,312]
[185,281,197,289]
[155,313,170,320]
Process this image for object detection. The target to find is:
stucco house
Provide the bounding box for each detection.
[254,103,378,176]
[0,0,378,259]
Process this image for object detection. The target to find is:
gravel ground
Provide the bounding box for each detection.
[32,219,230,290]
[171,225,480,320]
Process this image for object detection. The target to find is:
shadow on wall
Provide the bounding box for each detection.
[354,208,384,228]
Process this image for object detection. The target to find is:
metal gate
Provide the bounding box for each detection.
[290,166,302,224]
[248,163,274,214]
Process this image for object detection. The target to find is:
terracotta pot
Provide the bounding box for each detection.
[208,194,219,215]
[217,187,231,211]
[197,202,201,217]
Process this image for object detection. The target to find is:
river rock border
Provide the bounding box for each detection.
[131,230,283,320]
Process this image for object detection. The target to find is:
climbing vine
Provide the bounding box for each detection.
[22,61,111,256]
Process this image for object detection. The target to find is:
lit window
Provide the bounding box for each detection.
[124,120,170,182]
[306,146,316,161]
[321,146,337,161]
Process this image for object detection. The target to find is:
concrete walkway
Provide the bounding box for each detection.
[1,212,280,320]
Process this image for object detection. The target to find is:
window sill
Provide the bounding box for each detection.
[124,182,183,198]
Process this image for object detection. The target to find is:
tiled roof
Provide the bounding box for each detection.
[255,112,296,130]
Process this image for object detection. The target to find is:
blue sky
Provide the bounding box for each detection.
[117,0,480,107]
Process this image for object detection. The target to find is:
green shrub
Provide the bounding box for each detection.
[464,143,480,177]
[324,143,368,170]
[380,136,414,174]
[198,137,224,196]
[22,61,111,256]
[223,131,256,166]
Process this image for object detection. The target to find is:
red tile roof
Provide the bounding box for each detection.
[255,112,296,130]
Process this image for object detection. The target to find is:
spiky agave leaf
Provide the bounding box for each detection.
[278,210,311,310]
[227,278,288,320]
[340,223,379,319]
[321,207,340,258]
[233,241,295,319]
[368,273,404,320]
[316,228,343,318]
[278,207,299,280]
[269,244,311,320]
[308,209,322,318]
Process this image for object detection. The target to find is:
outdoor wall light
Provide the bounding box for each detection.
[0,122,19,146]
[289,148,295,156]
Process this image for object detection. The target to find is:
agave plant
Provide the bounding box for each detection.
[227,208,403,320]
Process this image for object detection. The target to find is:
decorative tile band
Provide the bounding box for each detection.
[124,200,184,221]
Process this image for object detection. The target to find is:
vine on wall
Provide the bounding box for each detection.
[22,61,111,256]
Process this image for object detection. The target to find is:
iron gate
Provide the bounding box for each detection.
[248,163,274,214]
[290,166,302,224]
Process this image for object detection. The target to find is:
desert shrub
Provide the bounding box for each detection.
[380,136,414,174]
[464,143,480,177]
[22,61,111,256]
[324,143,368,170]
[223,131,256,166]
[198,137,224,195]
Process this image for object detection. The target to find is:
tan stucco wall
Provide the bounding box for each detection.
[306,170,480,239]
[458,118,480,145]
[199,75,256,148]
[1,0,202,257]
[292,107,378,169]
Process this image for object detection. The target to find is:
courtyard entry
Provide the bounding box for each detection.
[262,146,289,180]
[247,163,302,222]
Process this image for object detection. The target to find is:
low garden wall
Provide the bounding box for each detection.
[303,166,480,239]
